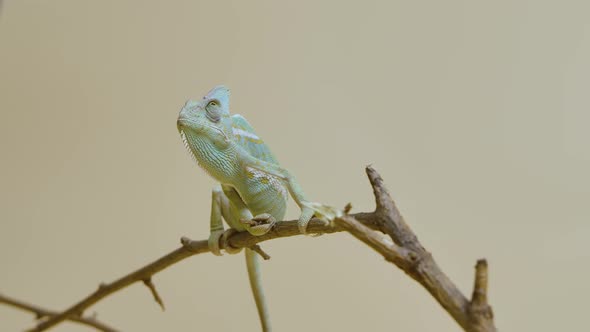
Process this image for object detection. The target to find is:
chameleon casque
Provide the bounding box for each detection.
[177,85,319,331]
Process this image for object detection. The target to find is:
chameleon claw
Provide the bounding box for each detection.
[242,213,276,236]
[251,213,275,223]
[221,229,243,254]
[241,219,257,227]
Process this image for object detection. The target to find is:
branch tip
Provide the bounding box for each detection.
[364,166,417,248]
[365,165,395,213]
[471,259,489,306]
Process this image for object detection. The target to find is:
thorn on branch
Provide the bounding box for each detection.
[343,203,352,214]
[142,278,165,311]
[250,244,271,260]
[180,236,191,246]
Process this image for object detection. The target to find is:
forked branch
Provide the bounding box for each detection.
[334,166,496,332]
[23,166,495,332]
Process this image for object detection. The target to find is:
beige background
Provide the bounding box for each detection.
[1,1,589,331]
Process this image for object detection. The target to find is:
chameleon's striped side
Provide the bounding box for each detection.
[229,114,288,220]
[230,114,277,164]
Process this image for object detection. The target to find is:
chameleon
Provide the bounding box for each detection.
[176,85,319,332]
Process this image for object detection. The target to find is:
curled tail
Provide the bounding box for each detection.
[245,248,272,332]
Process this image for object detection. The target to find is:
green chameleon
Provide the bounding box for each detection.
[177,85,320,332]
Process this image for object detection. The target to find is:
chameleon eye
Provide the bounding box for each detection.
[205,100,221,122]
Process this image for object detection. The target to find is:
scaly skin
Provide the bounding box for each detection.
[177,85,319,332]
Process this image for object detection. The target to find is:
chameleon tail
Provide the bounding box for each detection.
[245,248,272,332]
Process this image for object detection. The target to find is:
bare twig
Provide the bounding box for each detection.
[250,244,271,260]
[0,293,117,332]
[26,166,496,332]
[142,278,165,311]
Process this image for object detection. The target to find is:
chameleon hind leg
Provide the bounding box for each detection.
[208,185,276,255]
[208,185,273,331]
[220,185,277,236]
[208,185,242,255]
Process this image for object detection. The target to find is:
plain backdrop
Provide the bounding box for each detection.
[1,1,589,331]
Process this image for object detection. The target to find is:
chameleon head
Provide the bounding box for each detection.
[177,85,233,150]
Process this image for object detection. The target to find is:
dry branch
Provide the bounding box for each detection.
[25,166,495,332]
[334,167,496,332]
[0,293,117,332]
[26,216,377,332]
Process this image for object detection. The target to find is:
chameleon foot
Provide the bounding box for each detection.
[221,229,243,254]
[298,202,339,234]
[241,213,276,236]
[208,229,224,256]
[208,229,242,255]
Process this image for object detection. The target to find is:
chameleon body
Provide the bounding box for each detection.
[177,86,317,332]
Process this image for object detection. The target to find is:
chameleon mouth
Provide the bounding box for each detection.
[176,117,191,130]
[177,117,228,142]
[179,130,198,164]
